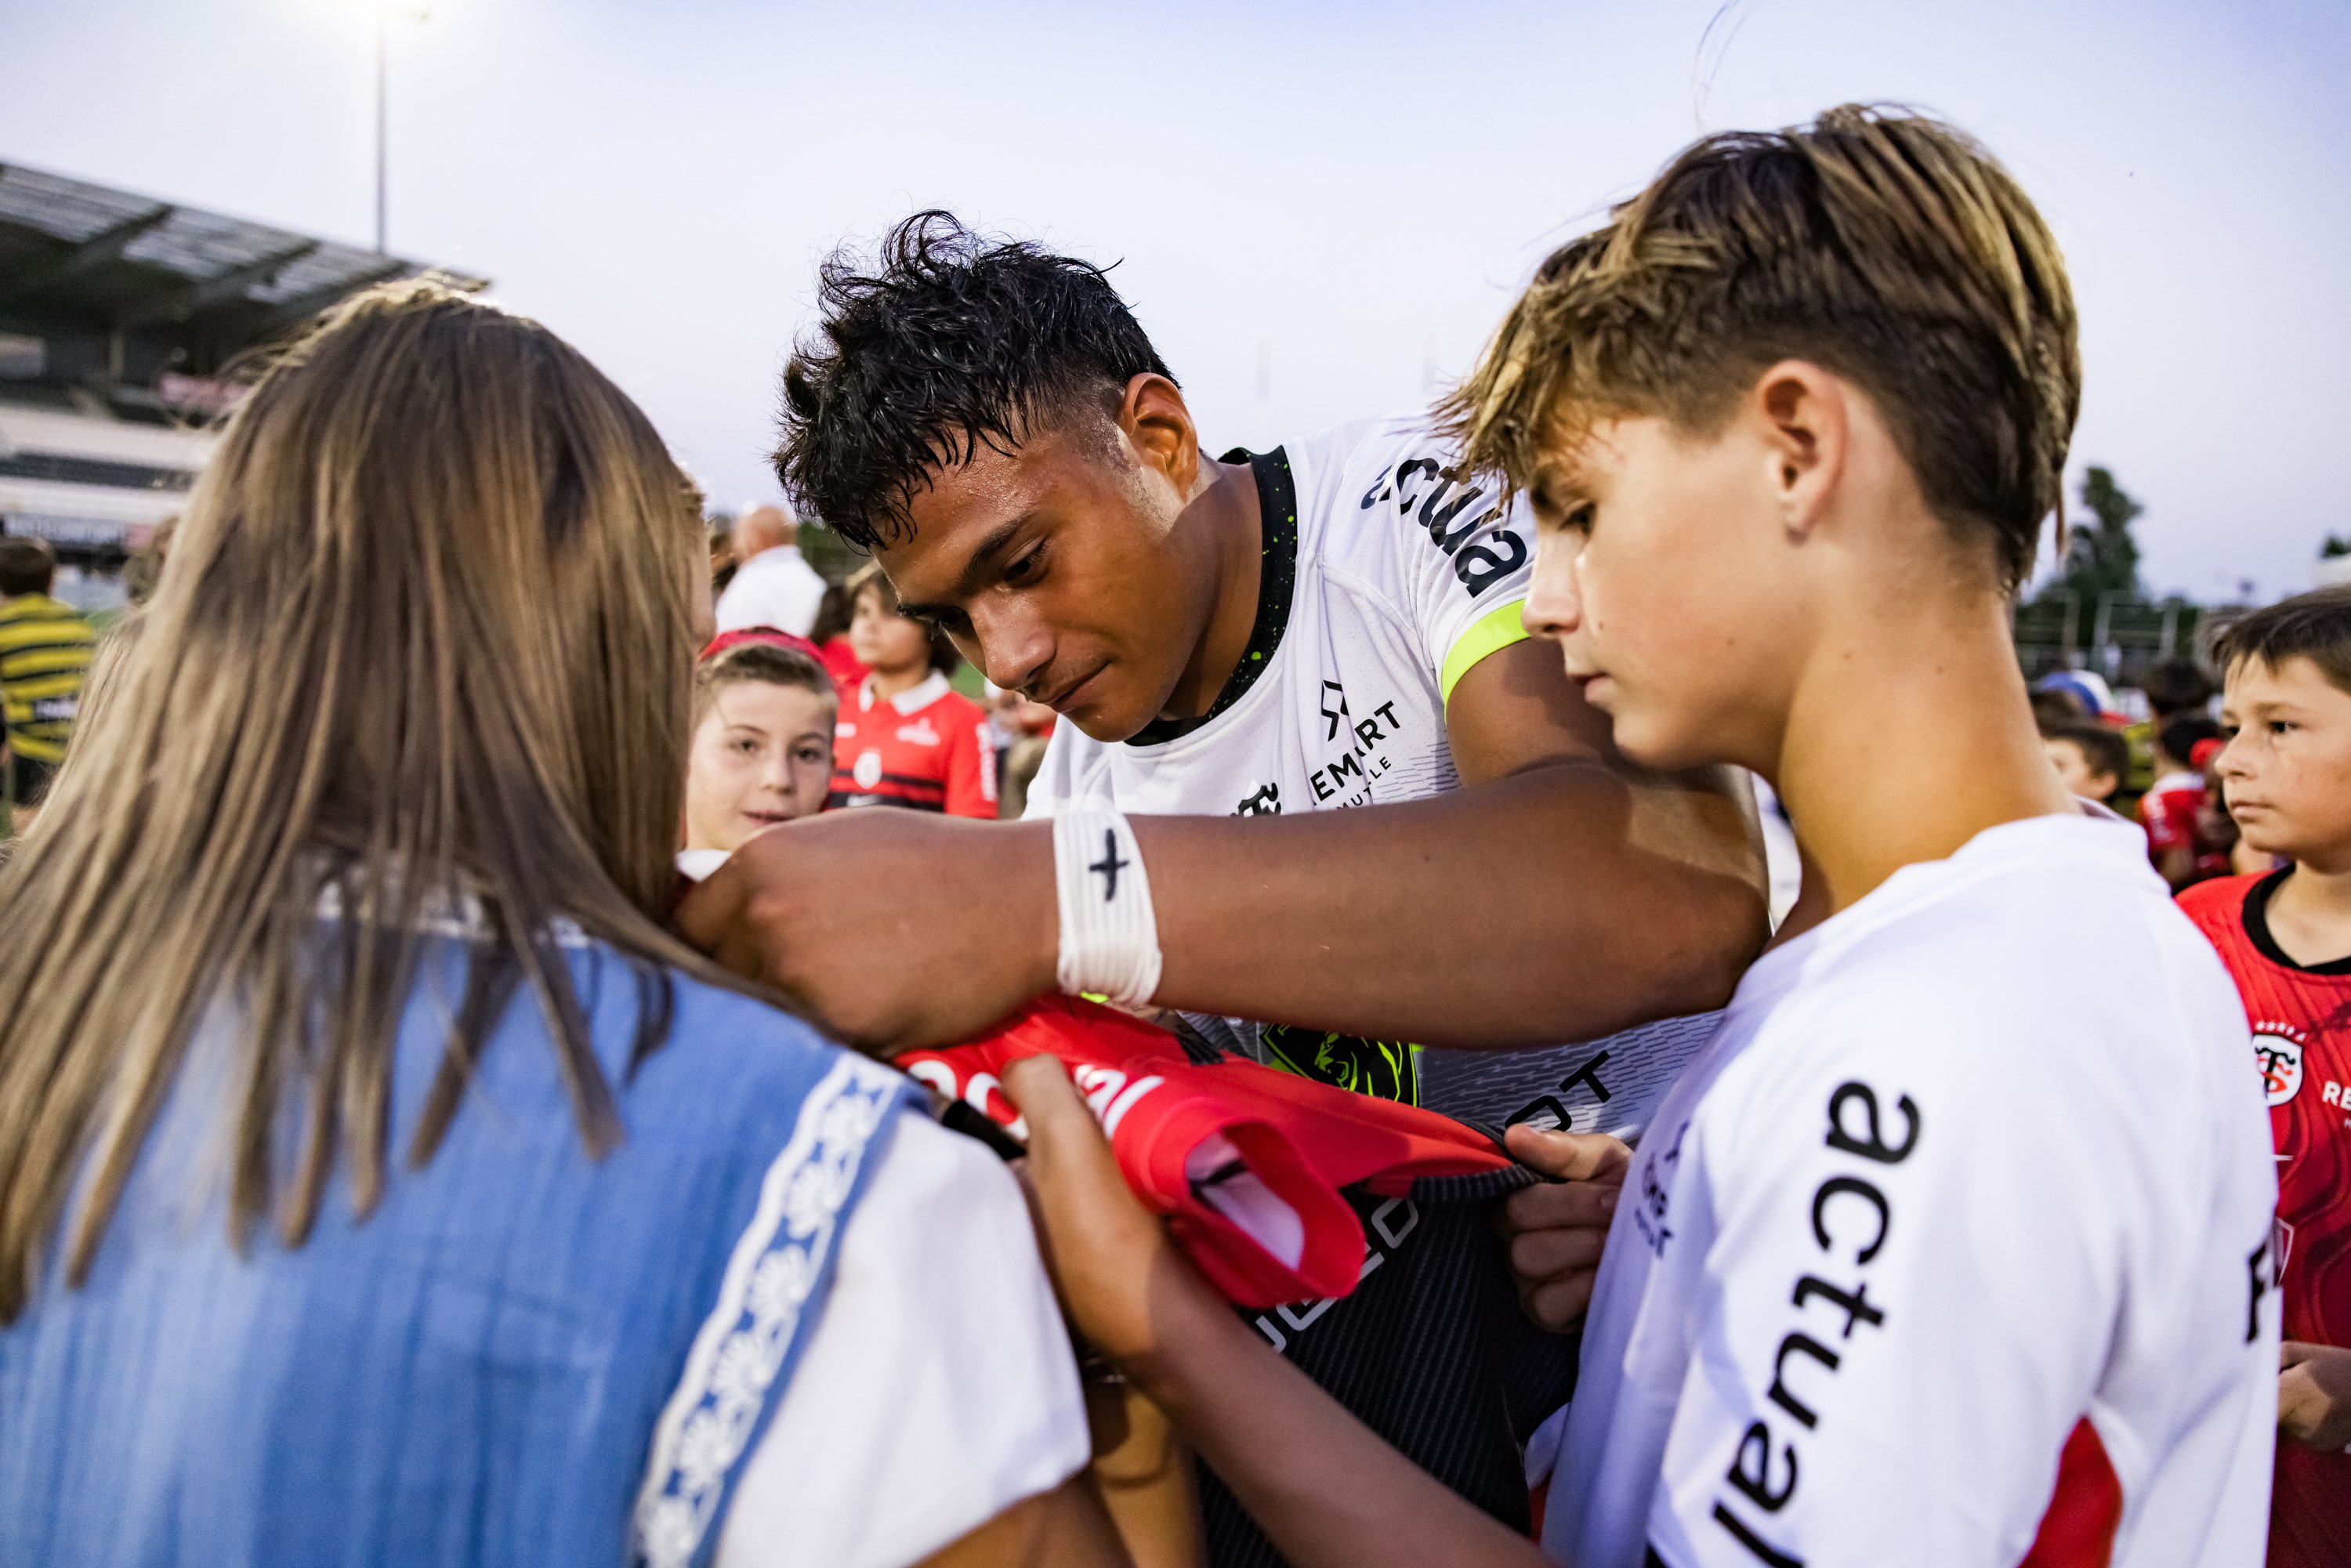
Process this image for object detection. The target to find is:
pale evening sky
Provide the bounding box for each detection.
[2,0,2345,601]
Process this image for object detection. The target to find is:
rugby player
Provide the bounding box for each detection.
[680,210,1769,1565]
[685,212,1766,1110]
[1001,105,2280,1568]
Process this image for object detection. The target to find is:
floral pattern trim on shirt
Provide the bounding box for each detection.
[632,1054,905,1568]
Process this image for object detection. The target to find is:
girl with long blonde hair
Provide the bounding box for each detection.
[0,282,1113,1568]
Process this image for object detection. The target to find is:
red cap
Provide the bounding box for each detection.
[699,625,824,666]
[2190,737,2225,770]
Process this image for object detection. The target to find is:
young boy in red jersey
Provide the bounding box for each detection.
[829,563,997,817]
[999,105,2279,1568]
[2177,585,2351,1568]
[679,630,838,881]
[2145,712,2229,888]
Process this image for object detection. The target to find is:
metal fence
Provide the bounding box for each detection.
[2012,592,2220,683]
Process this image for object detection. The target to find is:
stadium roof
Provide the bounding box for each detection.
[0,161,484,378]
[0,162,486,560]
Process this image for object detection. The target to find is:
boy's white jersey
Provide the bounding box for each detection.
[1545,812,2280,1568]
[1027,415,1717,1128]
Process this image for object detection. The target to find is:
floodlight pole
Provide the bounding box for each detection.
[374,9,389,253]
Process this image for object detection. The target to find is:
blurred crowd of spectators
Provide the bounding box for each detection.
[2029,656,2269,889]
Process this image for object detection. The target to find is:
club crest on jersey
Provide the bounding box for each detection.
[1234,781,1282,816]
[851,749,884,789]
[1305,680,1403,806]
[1319,681,1349,741]
[2254,1023,2306,1106]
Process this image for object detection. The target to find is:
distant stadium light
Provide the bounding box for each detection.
[357,0,434,253]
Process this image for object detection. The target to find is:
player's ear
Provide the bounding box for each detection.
[1117,374,1199,494]
[1750,360,1848,544]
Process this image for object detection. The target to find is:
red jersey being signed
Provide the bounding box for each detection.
[2178,868,2351,1568]
[900,997,1518,1308]
[829,671,995,818]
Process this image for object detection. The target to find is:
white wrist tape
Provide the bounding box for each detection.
[1052,807,1163,1008]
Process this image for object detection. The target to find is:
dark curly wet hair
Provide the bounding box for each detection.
[773,210,1175,551]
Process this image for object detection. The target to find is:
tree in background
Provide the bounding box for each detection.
[2039,465,2145,605]
[795,520,866,584]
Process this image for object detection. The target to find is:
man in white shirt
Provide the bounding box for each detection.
[683,211,1769,1566]
[686,214,1764,1097]
[715,504,828,636]
[996,105,2279,1568]
[1013,412,1730,1129]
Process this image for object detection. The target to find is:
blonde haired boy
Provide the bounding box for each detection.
[1002,105,2279,1568]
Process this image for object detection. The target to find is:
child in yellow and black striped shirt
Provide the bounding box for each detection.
[0,536,94,830]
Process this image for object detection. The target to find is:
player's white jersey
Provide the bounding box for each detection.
[1545,810,2280,1568]
[1027,415,1718,1128]
[1030,414,1532,821]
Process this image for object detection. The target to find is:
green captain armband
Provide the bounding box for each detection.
[1440,599,1532,707]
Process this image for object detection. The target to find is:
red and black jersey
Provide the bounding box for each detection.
[2177,869,2351,1568]
[904,998,1572,1566]
[829,672,995,818]
[901,997,1518,1307]
[2141,773,2228,879]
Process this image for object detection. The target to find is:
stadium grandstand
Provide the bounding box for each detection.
[0,161,483,604]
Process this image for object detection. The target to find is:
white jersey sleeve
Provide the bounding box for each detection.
[1331,419,1538,705]
[713,1113,1090,1568]
[1646,976,2272,1567]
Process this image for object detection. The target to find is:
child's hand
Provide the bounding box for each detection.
[1500,1124,1631,1333]
[2280,1341,2351,1450]
[1002,1054,1211,1373]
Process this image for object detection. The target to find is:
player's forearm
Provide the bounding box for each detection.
[1136,763,1767,1047]
[1125,1256,1548,1568]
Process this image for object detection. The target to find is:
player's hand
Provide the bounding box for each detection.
[1500,1124,1632,1333]
[676,811,1056,1054]
[1001,1054,1204,1370]
[2279,1341,2351,1450]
